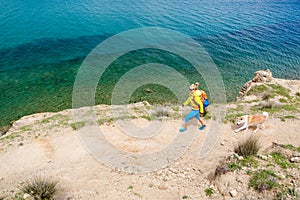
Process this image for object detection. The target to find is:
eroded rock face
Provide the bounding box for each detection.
[238,69,273,98]
[253,69,273,83]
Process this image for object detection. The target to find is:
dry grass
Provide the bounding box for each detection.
[20,176,57,200]
[234,135,260,158]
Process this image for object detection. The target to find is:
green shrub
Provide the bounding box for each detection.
[276,187,298,200]
[271,152,296,169]
[282,104,298,111]
[71,121,85,130]
[0,125,11,135]
[227,163,241,171]
[205,187,214,197]
[248,85,269,95]
[234,136,260,158]
[240,156,259,168]
[268,84,291,99]
[140,115,152,121]
[223,113,244,123]
[279,98,288,103]
[280,115,297,122]
[20,176,57,200]
[249,170,280,192]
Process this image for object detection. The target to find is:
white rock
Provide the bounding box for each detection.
[258,154,268,160]
[220,142,225,146]
[229,189,238,197]
[238,156,244,161]
[23,193,32,200]
[296,187,300,194]
[290,157,300,163]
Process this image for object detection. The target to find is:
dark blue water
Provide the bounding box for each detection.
[0,0,299,127]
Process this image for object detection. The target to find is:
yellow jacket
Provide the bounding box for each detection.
[183,90,204,113]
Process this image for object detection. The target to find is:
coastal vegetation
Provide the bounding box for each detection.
[213,140,300,199]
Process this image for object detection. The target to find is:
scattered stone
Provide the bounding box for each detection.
[258,154,268,160]
[290,157,300,163]
[0,177,3,181]
[267,155,273,159]
[229,189,238,197]
[23,193,32,200]
[145,88,153,93]
[220,142,225,146]
[158,184,168,190]
[296,187,300,195]
[238,156,244,161]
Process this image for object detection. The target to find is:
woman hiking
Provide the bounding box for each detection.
[179,82,206,132]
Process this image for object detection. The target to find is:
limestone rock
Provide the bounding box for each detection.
[229,189,238,197]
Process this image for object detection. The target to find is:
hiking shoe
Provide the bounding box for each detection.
[179,127,187,132]
[199,125,206,130]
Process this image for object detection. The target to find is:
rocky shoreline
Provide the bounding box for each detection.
[1,72,300,200]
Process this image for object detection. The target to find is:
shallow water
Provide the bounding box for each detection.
[0,0,299,126]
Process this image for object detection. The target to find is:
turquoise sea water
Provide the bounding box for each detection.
[0,0,299,127]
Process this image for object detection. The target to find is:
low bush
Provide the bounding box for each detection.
[20,176,57,200]
[249,169,280,193]
[234,135,260,158]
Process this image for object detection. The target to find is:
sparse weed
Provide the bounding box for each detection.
[268,84,291,99]
[127,185,133,190]
[0,125,11,136]
[279,98,288,103]
[172,106,179,112]
[152,107,169,117]
[248,85,269,95]
[282,104,298,111]
[240,156,259,168]
[276,187,298,200]
[205,187,214,197]
[223,113,244,123]
[227,163,241,171]
[140,115,152,121]
[271,152,296,169]
[249,169,280,193]
[262,93,274,101]
[259,101,277,109]
[280,115,297,122]
[71,121,85,130]
[97,117,114,125]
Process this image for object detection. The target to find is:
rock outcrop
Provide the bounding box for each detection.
[238,69,273,98]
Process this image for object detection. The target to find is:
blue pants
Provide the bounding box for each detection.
[185,110,200,123]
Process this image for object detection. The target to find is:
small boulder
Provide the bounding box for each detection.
[229,189,238,197]
[290,157,300,163]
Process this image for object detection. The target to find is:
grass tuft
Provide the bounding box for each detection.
[20,176,57,200]
[234,135,260,158]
